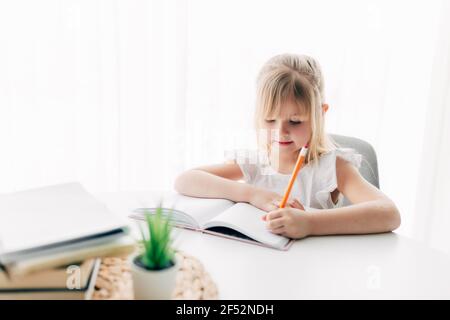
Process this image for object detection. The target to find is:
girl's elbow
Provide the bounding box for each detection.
[174,171,191,194]
[384,200,401,232]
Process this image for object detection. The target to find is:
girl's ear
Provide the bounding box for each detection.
[322,104,329,114]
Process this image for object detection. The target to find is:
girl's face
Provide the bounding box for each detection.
[261,99,311,156]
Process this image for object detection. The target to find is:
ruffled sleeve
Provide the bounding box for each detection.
[335,148,362,168]
[314,148,362,209]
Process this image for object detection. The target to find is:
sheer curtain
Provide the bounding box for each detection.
[413,0,450,253]
[0,0,449,248]
[0,0,187,192]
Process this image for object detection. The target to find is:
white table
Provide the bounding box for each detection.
[96,191,450,299]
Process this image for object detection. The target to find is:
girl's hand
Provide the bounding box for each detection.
[249,188,304,212]
[262,207,312,239]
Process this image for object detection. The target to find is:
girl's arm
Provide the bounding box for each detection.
[265,157,401,238]
[174,163,252,202]
[174,163,295,211]
[308,157,401,235]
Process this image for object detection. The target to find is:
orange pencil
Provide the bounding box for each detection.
[279,144,309,208]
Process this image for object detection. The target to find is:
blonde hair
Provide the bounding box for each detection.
[254,53,335,165]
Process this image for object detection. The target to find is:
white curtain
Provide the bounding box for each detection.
[0,0,449,248]
[413,0,450,253]
[0,0,187,192]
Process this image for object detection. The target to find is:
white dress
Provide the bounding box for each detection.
[235,148,362,210]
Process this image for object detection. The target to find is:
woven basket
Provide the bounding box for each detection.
[92,251,218,300]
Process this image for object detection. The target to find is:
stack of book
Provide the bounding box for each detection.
[0,258,101,300]
[0,183,135,300]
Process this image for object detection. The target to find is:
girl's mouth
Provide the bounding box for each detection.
[275,141,294,146]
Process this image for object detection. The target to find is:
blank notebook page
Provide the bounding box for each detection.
[204,202,289,249]
[161,193,235,226]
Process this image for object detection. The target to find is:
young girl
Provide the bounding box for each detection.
[175,53,400,239]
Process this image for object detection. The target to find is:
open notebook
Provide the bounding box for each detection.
[129,193,294,251]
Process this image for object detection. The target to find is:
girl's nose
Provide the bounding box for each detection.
[279,123,289,136]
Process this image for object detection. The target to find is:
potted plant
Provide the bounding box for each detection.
[131,206,178,300]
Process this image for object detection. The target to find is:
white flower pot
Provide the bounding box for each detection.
[131,255,178,300]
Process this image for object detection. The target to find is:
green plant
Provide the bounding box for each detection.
[138,206,175,270]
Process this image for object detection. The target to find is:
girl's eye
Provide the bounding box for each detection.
[289,120,302,125]
[265,119,276,123]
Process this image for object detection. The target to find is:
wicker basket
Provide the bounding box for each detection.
[92,251,218,300]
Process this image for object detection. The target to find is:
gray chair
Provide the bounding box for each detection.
[330,134,379,206]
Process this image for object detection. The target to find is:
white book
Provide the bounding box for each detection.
[5,236,135,277]
[130,193,294,250]
[0,183,130,271]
